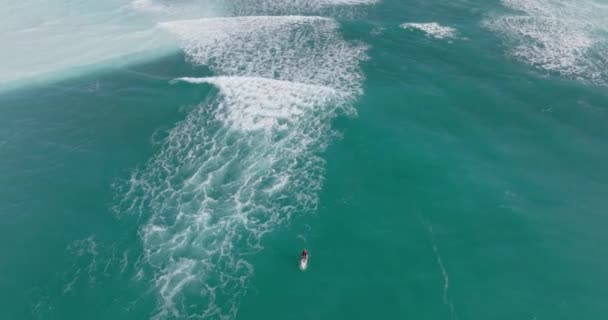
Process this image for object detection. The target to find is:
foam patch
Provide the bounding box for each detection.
[400,22,458,39]
[484,0,608,85]
[173,76,341,131]
[160,16,367,94]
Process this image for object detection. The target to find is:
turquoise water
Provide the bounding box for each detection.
[2,0,608,319]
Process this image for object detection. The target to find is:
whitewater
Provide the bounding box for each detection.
[104,0,376,318]
[1,0,378,317]
[484,0,608,85]
[0,0,172,89]
[3,0,608,320]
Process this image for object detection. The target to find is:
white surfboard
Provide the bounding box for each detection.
[300,256,308,271]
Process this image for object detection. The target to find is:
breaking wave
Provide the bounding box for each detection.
[114,3,372,319]
[132,0,379,17]
[159,16,367,94]
[0,0,174,88]
[484,0,608,85]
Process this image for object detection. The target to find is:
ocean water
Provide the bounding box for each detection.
[1,0,608,319]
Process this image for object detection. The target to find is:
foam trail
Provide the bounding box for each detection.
[484,0,608,85]
[420,218,457,320]
[117,77,347,318]
[116,13,367,318]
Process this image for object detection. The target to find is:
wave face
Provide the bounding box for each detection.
[114,2,373,319]
[484,0,608,85]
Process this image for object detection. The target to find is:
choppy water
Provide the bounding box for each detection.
[1,0,608,319]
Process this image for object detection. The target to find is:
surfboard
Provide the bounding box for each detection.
[300,256,308,271]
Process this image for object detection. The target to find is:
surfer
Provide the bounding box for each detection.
[299,249,308,270]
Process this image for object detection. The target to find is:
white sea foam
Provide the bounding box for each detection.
[130,0,223,18]
[62,236,100,294]
[117,79,343,318]
[0,0,175,87]
[116,10,368,320]
[133,0,378,17]
[400,22,458,39]
[160,16,367,94]
[0,0,377,89]
[173,76,341,131]
[484,0,608,85]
